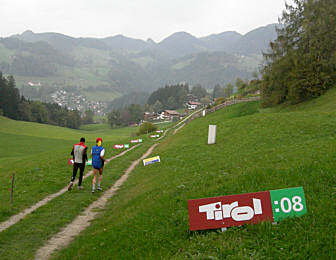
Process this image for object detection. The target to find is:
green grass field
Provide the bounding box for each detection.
[1,89,336,259]
[0,116,169,259]
[49,89,335,259]
[0,116,145,224]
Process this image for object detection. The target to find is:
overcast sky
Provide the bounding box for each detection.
[0,0,288,42]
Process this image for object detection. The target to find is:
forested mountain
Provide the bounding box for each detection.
[102,35,148,54]
[157,32,207,58]
[11,30,108,53]
[0,24,279,102]
[228,24,279,55]
[107,92,149,111]
[199,31,242,52]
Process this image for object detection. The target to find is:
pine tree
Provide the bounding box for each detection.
[261,0,336,106]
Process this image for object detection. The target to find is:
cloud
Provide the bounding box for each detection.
[0,0,287,41]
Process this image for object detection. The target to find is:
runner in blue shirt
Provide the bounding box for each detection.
[91,137,105,193]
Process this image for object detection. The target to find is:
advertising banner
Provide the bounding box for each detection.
[113,144,124,149]
[131,139,143,143]
[188,187,307,231]
[143,156,160,166]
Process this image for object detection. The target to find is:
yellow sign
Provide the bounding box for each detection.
[143,156,160,166]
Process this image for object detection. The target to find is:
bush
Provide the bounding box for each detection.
[214,97,226,106]
[136,122,157,136]
[172,117,179,122]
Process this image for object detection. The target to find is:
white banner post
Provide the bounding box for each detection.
[208,125,216,144]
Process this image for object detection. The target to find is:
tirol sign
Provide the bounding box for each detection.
[113,144,129,149]
[188,187,307,231]
[131,139,143,143]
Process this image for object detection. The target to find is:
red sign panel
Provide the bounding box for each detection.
[188,191,273,231]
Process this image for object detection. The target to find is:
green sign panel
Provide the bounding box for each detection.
[86,158,92,166]
[270,187,307,222]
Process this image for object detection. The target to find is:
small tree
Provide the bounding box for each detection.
[108,110,121,128]
[136,122,157,136]
[82,110,94,124]
[224,83,234,97]
[200,97,211,105]
[167,96,177,109]
[191,84,208,99]
[153,100,163,113]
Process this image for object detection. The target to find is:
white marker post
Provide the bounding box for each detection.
[208,125,216,144]
[202,110,206,117]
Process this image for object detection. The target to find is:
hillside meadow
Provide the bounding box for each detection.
[49,89,336,259]
[0,116,142,223]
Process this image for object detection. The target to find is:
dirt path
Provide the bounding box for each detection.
[35,143,158,260]
[174,123,186,135]
[0,144,141,233]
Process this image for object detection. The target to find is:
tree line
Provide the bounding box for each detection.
[107,81,254,128]
[260,0,336,106]
[107,83,211,128]
[0,72,83,129]
[147,83,190,111]
[108,104,144,128]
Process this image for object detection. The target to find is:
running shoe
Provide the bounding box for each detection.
[78,186,83,190]
[68,182,73,191]
[97,186,103,191]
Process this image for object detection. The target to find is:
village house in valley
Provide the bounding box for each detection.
[160,110,181,120]
[187,101,201,110]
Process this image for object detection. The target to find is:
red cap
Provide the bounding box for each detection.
[96,137,102,143]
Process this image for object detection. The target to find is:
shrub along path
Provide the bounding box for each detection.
[0,144,141,233]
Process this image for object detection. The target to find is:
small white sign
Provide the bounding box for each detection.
[208,125,216,144]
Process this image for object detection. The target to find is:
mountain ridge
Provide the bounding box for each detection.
[0,24,279,102]
[10,24,279,56]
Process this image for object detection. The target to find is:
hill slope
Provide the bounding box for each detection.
[51,89,336,259]
[0,116,138,221]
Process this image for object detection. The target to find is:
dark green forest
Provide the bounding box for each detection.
[261,0,336,106]
[0,72,81,128]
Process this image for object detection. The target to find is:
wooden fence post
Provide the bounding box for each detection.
[11,173,15,203]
